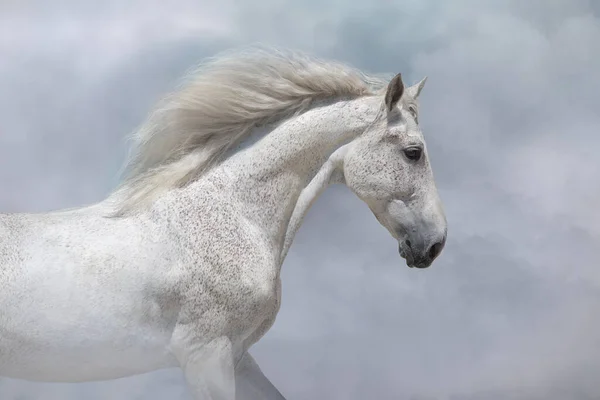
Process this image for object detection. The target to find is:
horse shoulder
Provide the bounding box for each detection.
[164,186,280,339]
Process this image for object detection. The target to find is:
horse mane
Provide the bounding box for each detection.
[109,46,388,216]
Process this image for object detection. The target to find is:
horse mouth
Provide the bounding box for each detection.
[398,243,431,269]
[398,247,414,268]
[398,243,415,268]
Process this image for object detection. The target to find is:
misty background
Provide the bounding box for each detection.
[1,1,599,399]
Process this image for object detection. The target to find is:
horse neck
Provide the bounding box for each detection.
[197,94,381,261]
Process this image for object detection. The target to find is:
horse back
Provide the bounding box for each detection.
[0,212,27,271]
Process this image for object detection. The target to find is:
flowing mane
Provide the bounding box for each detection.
[110,47,388,215]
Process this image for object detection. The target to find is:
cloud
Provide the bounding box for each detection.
[1,0,599,399]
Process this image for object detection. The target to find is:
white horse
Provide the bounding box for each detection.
[0,47,447,399]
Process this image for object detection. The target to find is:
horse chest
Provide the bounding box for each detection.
[205,265,279,323]
[175,246,280,338]
[244,275,282,346]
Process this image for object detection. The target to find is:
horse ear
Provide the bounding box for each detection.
[384,73,404,112]
[407,76,427,99]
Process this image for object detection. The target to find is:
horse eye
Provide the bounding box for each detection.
[408,106,418,123]
[403,147,422,162]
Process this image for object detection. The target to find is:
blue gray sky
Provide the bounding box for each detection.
[1,1,599,399]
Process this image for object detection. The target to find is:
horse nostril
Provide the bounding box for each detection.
[405,240,412,249]
[428,241,444,261]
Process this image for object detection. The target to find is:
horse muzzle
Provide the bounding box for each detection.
[398,235,445,269]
